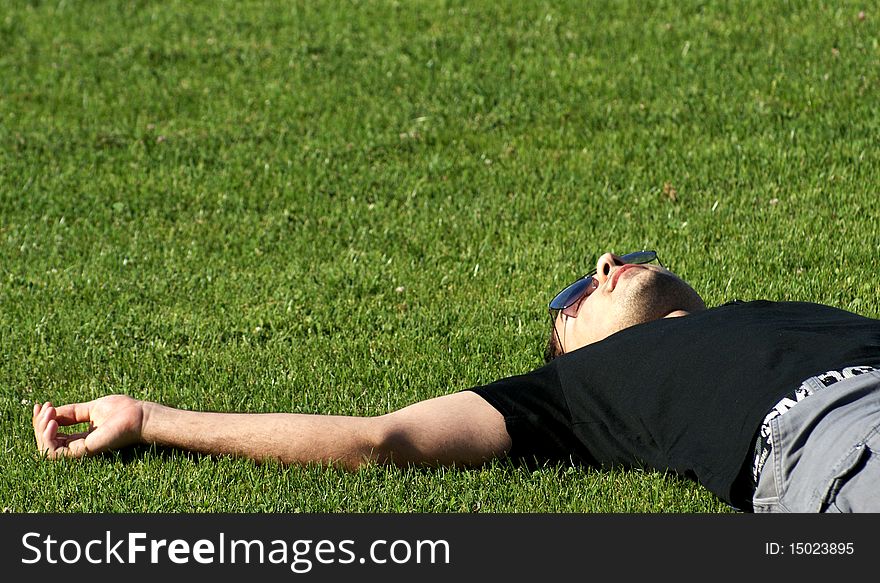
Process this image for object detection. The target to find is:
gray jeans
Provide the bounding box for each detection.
[752,370,880,513]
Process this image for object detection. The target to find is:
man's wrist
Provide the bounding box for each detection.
[138,400,165,445]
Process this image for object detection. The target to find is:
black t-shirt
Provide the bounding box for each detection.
[468,301,880,508]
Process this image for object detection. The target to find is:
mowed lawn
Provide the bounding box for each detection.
[1,0,877,512]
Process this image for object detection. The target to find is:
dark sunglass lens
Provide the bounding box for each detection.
[549,277,592,310]
[620,250,657,265]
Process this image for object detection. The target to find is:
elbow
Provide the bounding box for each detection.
[324,415,405,470]
[362,414,420,468]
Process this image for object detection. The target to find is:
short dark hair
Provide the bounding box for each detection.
[544,324,563,363]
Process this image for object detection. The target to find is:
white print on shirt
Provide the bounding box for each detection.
[752,365,878,483]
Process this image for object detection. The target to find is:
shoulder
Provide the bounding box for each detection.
[710,299,878,323]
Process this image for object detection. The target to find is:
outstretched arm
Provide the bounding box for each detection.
[32,392,511,469]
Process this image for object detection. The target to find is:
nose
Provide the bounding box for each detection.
[594,253,625,284]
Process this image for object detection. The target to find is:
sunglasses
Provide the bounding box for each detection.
[548,250,662,319]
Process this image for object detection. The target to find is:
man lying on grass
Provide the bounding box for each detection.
[33,251,880,512]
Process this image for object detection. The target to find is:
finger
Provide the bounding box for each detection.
[34,404,53,435]
[42,419,59,458]
[35,406,58,456]
[59,431,91,442]
[34,414,45,454]
[38,403,54,429]
[32,402,42,429]
[45,420,86,459]
[54,402,93,426]
[81,425,117,456]
[65,437,89,457]
[51,434,85,457]
[43,404,57,426]
[52,429,90,448]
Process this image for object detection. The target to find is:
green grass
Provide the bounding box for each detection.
[1,0,877,513]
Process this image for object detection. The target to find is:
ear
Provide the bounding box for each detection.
[663,310,690,319]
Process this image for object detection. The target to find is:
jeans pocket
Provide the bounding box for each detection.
[810,442,871,513]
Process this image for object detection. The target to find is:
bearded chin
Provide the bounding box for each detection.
[615,271,701,331]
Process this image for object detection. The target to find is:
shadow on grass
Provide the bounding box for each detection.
[105,443,547,475]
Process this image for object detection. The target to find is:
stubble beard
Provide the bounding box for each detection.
[612,269,702,333]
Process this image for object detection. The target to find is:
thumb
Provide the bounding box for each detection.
[53,401,95,427]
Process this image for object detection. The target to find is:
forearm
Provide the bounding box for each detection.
[140,403,382,469]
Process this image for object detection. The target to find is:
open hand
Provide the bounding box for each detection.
[33,395,145,458]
